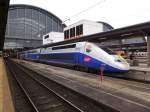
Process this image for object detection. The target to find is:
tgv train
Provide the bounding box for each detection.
[21,42,130,72]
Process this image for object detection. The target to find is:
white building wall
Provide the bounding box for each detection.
[64,19,104,37]
[64,20,84,31]
[43,32,64,45]
[83,21,103,36]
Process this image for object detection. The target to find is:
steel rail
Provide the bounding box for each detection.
[7,60,84,112]
[6,60,39,112]
[12,59,118,112]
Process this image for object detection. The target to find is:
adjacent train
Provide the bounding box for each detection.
[20,42,130,72]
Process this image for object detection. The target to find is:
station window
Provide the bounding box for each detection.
[70,29,73,38]
[76,24,83,36]
[70,27,75,38]
[64,31,67,39]
[76,26,79,36]
[72,27,75,37]
[64,30,69,39]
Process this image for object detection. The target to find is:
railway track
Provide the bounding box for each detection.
[5,61,35,112]
[6,60,82,112]
[6,59,118,112]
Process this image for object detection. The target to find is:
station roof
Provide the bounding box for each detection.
[41,21,150,48]
[0,0,10,51]
[5,4,65,49]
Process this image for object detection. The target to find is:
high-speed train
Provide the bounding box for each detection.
[21,42,130,72]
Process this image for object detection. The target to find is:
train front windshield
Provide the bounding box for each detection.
[101,47,116,55]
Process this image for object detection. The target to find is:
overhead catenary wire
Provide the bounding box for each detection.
[62,0,106,24]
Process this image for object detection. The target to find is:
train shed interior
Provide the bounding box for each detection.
[0,1,150,112]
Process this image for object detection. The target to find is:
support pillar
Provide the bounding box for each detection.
[147,35,150,66]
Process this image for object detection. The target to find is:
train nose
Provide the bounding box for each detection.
[113,55,130,71]
[119,63,130,71]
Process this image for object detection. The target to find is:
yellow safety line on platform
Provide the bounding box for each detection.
[0,58,3,112]
[0,58,14,112]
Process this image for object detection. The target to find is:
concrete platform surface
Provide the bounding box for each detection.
[128,66,150,81]
[0,58,14,112]
[16,59,150,112]
[130,66,150,72]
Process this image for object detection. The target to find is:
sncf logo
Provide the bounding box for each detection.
[84,55,91,62]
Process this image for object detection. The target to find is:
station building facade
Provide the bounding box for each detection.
[4,4,65,49]
[4,4,146,52]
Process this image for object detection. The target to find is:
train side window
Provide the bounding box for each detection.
[40,53,75,60]
[52,44,76,50]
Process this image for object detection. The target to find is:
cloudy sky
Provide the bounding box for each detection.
[10,0,150,29]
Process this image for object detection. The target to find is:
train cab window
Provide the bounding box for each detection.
[44,35,49,39]
[101,47,116,55]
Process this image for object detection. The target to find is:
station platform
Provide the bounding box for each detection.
[0,58,14,112]
[131,66,150,72]
[15,59,150,112]
[128,66,150,81]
